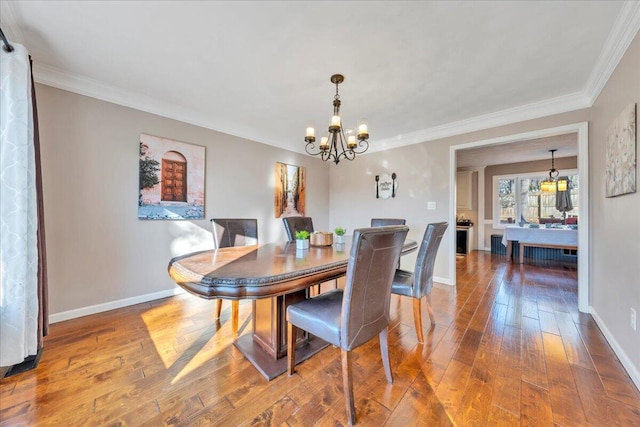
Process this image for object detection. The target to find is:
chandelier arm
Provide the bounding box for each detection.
[351,139,369,155]
[305,141,320,156]
[335,128,351,163]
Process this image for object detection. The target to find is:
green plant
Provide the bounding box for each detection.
[139,142,160,190]
[295,230,310,240]
[334,227,346,236]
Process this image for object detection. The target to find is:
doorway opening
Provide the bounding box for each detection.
[449,122,589,312]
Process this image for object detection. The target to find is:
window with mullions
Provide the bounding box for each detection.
[494,172,578,228]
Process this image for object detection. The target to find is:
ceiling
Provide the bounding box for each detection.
[1,1,638,159]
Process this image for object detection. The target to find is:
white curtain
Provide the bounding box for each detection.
[0,43,39,366]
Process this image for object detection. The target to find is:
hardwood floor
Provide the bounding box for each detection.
[2,252,639,426]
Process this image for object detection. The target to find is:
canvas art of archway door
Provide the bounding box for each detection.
[162,151,187,202]
[138,133,205,220]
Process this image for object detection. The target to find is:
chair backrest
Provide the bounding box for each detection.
[211,218,258,249]
[282,217,314,242]
[341,225,409,351]
[371,218,406,227]
[412,222,448,298]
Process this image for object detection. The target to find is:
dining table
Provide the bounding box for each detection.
[168,238,418,380]
[501,224,578,263]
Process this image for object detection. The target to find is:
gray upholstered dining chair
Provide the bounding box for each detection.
[371,218,406,227]
[282,216,314,241]
[287,225,409,425]
[391,222,447,343]
[372,219,407,268]
[210,218,258,337]
[282,216,330,295]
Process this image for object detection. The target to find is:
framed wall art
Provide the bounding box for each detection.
[138,133,205,219]
[605,103,637,198]
[375,173,398,199]
[274,162,306,218]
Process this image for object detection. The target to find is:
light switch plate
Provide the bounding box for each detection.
[427,202,436,210]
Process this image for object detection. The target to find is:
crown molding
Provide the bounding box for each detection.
[0,1,25,44]
[368,91,591,153]
[584,1,640,104]
[31,62,295,153]
[19,1,639,156]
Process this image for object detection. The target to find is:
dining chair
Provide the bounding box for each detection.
[371,218,406,268]
[210,218,258,337]
[287,225,409,425]
[282,216,314,241]
[391,222,447,343]
[282,216,330,295]
[371,218,406,227]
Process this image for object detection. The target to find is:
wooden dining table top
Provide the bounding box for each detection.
[168,239,417,300]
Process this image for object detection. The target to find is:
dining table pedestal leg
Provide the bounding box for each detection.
[233,289,329,380]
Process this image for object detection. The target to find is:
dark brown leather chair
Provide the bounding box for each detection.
[282,216,314,241]
[212,218,258,248]
[210,218,258,337]
[287,225,409,425]
[283,216,331,295]
[391,222,447,343]
[371,218,406,227]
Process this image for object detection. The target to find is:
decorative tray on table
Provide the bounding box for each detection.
[310,232,333,247]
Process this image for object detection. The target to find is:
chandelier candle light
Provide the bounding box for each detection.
[540,149,568,193]
[305,74,369,164]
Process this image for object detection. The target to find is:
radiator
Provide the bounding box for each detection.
[490,234,576,263]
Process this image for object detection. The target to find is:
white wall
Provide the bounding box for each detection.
[36,85,330,317]
[589,32,640,383]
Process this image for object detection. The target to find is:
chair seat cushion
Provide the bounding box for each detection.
[286,289,343,346]
[391,269,414,298]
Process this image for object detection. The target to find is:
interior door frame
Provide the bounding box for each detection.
[449,122,590,313]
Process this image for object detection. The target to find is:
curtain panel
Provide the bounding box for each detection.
[0,43,47,368]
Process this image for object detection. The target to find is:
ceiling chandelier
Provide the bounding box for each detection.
[304,74,369,164]
[540,149,568,192]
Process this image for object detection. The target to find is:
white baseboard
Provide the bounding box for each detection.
[49,287,186,324]
[590,307,640,391]
[434,276,452,286]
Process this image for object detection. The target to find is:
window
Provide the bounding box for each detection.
[493,171,578,228]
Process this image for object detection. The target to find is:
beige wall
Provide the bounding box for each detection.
[589,32,639,378]
[329,110,589,283]
[329,31,640,384]
[329,141,453,281]
[36,84,330,316]
[35,30,639,385]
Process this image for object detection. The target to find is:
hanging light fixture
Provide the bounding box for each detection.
[304,74,369,164]
[540,149,568,192]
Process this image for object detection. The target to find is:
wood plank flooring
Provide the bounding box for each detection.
[2,252,639,426]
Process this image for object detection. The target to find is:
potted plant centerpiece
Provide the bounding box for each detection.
[295,230,310,250]
[334,227,346,244]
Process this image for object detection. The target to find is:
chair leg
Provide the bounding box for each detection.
[426,293,436,327]
[379,327,393,384]
[231,300,239,338]
[341,349,356,425]
[287,322,297,376]
[215,299,223,319]
[413,297,424,343]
